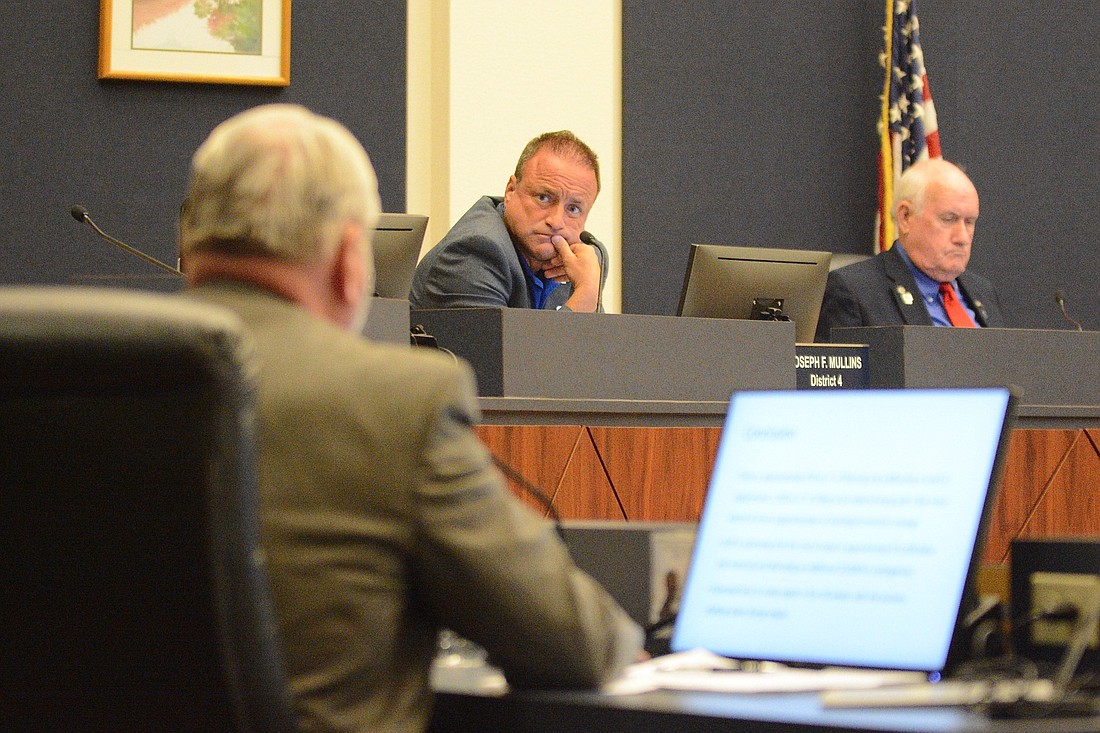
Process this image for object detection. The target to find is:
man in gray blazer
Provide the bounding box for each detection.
[180,104,642,733]
[410,131,608,312]
[815,159,1007,342]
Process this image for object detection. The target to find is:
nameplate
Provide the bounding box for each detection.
[795,343,870,389]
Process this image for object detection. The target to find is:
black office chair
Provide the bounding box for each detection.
[0,287,295,733]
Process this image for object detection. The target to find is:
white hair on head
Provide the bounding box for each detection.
[180,103,381,268]
[892,158,970,223]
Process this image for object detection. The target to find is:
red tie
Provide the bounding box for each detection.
[939,282,976,328]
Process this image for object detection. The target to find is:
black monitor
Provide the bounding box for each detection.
[372,213,428,299]
[676,244,832,343]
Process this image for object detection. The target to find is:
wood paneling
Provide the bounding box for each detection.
[588,426,722,521]
[475,425,583,517]
[984,429,1080,564]
[553,432,626,520]
[478,424,1100,568]
[1014,432,1100,540]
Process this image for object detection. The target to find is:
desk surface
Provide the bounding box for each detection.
[478,397,730,427]
[478,396,1100,430]
[431,687,1100,733]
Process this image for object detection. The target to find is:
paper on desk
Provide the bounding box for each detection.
[604,649,927,696]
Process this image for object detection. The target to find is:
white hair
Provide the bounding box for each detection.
[180,104,380,267]
[892,158,971,222]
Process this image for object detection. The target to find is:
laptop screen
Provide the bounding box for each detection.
[671,387,1015,675]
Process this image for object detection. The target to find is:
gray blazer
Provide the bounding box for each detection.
[815,246,1007,342]
[187,281,641,733]
[409,195,607,311]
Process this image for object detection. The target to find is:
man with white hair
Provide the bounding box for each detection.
[180,104,642,733]
[815,158,1007,342]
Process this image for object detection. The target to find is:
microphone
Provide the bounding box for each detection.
[579,230,606,311]
[70,205,182,277]
[1054,289,1083,331]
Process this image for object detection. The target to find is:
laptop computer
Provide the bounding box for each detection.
[372,213,428,299]
[670,387,1017,682]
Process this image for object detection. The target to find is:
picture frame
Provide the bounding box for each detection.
[99,0,291,86]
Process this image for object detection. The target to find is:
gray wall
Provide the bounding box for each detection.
[623,1,1100,331]
[4,2,1096,333]
[0,3,406,286]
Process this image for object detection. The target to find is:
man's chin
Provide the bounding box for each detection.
[933,257,969,282]
[521,246,556,270]
[941,269,967,282]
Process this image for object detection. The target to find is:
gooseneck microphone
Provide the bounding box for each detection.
[70,205,182,276]
[579,230,606,311]
[1054,289,1083,331]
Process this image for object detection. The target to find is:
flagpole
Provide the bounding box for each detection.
[877,0,896,253]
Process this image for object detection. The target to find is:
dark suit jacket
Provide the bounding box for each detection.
[409,195,607,311]
[815,246,1007,342]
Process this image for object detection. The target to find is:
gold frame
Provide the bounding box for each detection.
[99,0,291,86]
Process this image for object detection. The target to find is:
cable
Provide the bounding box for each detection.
[1011,602,1080,631]
[490,453,564,539]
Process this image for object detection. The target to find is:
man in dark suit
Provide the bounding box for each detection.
[815,159,1007,342]
[409,131,608,312]
[179,104,642,733]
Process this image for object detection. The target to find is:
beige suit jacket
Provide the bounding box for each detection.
[187,282,641,733]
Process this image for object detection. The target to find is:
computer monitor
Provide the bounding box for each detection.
[676,244,832,343]
[372,213,428,299]
[671,387,1016,675]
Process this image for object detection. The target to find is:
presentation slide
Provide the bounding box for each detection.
[673,389,1008,670]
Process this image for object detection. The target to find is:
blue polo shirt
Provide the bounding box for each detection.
[894,243,979,327]
[519,254,561,309]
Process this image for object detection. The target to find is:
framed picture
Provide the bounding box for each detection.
[99,0,291,86]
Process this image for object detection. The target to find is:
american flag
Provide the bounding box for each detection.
[876,0,941,252]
